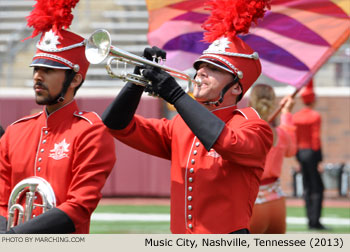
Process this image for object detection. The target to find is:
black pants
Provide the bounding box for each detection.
[297,149,324,227]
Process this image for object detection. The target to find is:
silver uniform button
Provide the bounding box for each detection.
[188,224,193,229]
[44,130,48,135]
[188,177,193,183]
[195,142,200,147]
[188,196,192,201]
[188,186,193,192]
[37,167,41,172]
[191,159,195,164]
[38,157,42,162]
[79,112,83,115]
[189,168,194,173]
[42,139,46,144]
[188,205,192,210]
[188,215,192,220]
[193,150,197,155]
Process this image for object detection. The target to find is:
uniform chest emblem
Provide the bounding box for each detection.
[207,149,221,158]
[49,139,70,160]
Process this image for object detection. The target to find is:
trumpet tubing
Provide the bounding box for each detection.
[85,29,200,91]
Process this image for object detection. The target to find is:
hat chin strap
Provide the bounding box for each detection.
[47,71,77,105]
[203,75,239,107]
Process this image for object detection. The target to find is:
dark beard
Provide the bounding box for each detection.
[35,94,57,105]
[34,82,61,105]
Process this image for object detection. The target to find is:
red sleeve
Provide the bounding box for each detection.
[0,131,11,218]
[108,114,173,160]
[214,117,273,168]
[57,123,116,230]
[279,112,297,157]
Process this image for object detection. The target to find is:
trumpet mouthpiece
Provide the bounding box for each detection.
[193,78,202,86]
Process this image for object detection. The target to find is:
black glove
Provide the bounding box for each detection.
[141,47,166,95]
[142,67,186,105]
[143,46,166,62]
[7,208,75,234]
[135,46,166,75]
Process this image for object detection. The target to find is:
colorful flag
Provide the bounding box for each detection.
[146,0,350,89]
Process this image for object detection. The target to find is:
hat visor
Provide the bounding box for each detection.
[193,58,234,75]
[30,58,70,69]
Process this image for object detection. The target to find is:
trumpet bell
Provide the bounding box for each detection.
[85,29,112,64]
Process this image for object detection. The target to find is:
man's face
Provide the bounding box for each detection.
[193,62,234,102]
[32,66,66,105]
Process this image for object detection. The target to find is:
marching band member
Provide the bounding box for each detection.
[0,0,116,234]
[248,84,296,233]
[102,0,272,233]
[293,79,326,230]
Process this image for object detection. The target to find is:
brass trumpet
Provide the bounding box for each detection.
[85,29,200,91]
[7,176,56,230]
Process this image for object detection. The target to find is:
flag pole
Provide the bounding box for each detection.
[268,88,300,123]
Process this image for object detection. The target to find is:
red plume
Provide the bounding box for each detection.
[26,0,80,39]
[202,0,271,43]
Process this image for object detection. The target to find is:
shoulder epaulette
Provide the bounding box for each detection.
[11,111,43,125]
[233,107,261,120]
[73,111,102,125]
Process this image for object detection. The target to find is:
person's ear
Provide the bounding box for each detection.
[70,73,83,89]
[231,82,242,96]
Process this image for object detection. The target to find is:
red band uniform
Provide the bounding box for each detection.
[0,101,115,233]
[0,0,116,234]
[102,0,272,233]
[112,106,272,233]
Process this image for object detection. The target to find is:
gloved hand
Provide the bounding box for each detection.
[142,67,186,105]
[143,46,166,62]
[134,46,166,75]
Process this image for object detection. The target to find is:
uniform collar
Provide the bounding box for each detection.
[211,104,237,121]
[43,100,78,127]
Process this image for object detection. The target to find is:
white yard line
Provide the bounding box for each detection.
[91,213,170,222]
[91,213,350,226]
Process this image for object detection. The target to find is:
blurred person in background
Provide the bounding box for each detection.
[293,79,326,230]
[0,0,116,234]
[248,84,296,233]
